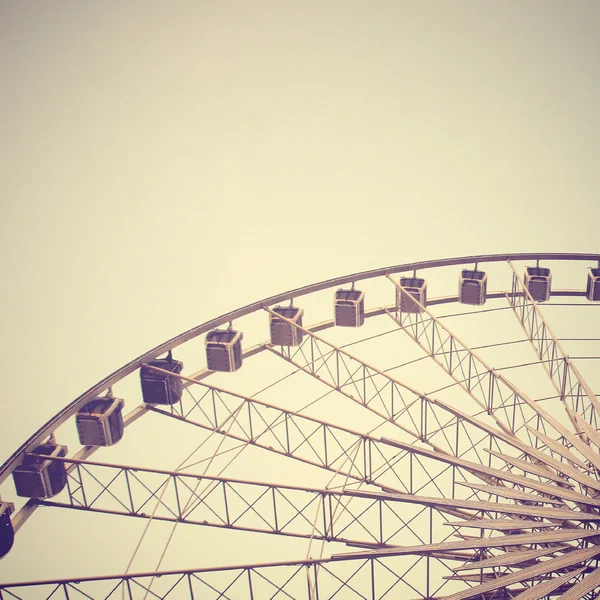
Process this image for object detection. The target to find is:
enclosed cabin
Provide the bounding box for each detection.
[397,277,427,314]
[140,355,183,405]
[587,268,600,302]
[0,502,15,559]
[524,267,551,302]
[13,442,68,499]
[459,269,488,306]
[206,329,243,372]
[270,306,304,346]
[76,397,125,446]
[334,289,365,327]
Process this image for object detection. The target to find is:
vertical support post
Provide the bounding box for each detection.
[247,569,254,600]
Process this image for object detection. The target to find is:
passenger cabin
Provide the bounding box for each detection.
[334,289,365,327]
[76,397,125,446]
[524,267,552,302]
[459,269,487,306]
[398,277,427,313]
[13,442,68,499]
[270,306,304,346]
[587,268,600,302]
[0,502,15,559]
[140,356,184,405]
[206,329,243,372]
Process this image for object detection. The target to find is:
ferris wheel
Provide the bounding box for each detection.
[2,252,600,599]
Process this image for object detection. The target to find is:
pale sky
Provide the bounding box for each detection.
[1,0,599,587]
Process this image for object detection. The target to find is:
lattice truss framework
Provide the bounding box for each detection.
[3,256,600,600]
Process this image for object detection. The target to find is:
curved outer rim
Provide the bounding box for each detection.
[1,252,598,486]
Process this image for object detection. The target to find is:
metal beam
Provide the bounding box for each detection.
[264,307,524,465]
[381,436,600,507]
[558,567,600,600]
[335,529,600,560]
[3,548,594,600]
[511,568,586,600]
[441,545,600,600]
[160,364,595,515]
[264,305,600,505]
[147,380,491,522]
[386,274,547,443]
[507,260,600,426]
[384,275,600,496]
[30,455,456,549]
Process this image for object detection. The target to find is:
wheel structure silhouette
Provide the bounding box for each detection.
[2,253,600,600]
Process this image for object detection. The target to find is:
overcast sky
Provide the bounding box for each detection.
[1,0,599,584]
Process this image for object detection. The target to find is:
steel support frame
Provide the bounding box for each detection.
[152,369,559,512]
[27,451,597,600]
[386,275,555,445]
[267,338,513,480]
[507,261,600,429]
[262,308,528,464]
[9,418,600,599]
[30,455,464,549]
[34,453,584,553]
[383,277,600,511]
[261,308,600,507]
[152,379,469,505]
[384,274,600,483]
[1,553,595,600]
[150,378,600,524]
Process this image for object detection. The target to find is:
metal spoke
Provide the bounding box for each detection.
[507,260,600,426]
[33,455,465,547]
[261,308,545,468]
[4,550,599,600]
[385,274,551,442]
